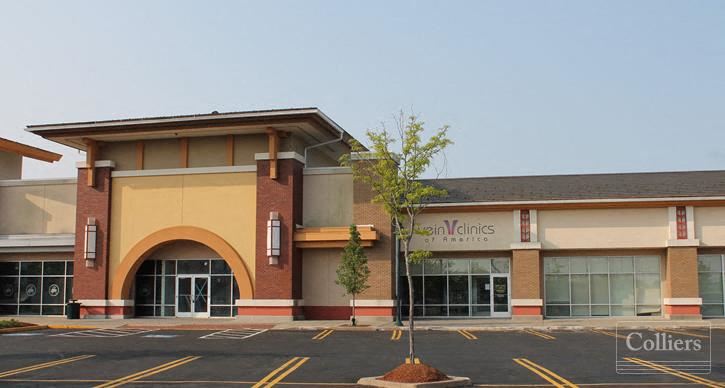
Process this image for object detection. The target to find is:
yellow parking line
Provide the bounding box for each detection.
[253,357,310,388]
[264,357,310,387]
[391,330,403,341]
[656,328,710,339]
[523,329,555,340]
[624,358,724,388]
[513,358,578,388]
[0,355,95,378]
[457,329,477,340]
[94,356,200,388]
[312,329,333,341]
[590,329,627,339]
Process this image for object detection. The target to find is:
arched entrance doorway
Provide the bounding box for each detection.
[111,226,253,318]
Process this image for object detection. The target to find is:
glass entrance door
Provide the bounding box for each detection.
[491,275,510,317]
[176,275,209,318]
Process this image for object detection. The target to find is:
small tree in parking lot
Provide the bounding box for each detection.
[336,224,371,326]
[342,111,451,362]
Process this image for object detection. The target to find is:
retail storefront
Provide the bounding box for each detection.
[1,109,725,321]
[0,260,74,316]
[400,258,510,318]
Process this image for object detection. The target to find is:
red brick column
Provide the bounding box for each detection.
[663,246,702,319]
[511,248,543,320]
[73,165,123,318]
[239,158,304,318]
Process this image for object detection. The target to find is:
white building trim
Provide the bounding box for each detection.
[254,152,306,164]
[76,160,116,169]
[0,178,76,187]
[351,299,396,307]
[111,165,256,178]
[235,299,304,307]
[663,298,702,306]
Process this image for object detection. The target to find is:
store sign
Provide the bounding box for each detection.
[410,212,514,251]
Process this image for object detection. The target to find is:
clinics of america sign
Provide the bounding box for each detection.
[410,212,514,251]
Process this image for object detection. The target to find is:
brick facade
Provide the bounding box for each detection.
[253,159,304,300]
[511,249,542,318]
[664,246,701,318]
[72,167,112,301]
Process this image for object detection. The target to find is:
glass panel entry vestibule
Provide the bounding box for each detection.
[134,259,239,318]
[698,254,725,317]
[544,255,662,317]
[400,258,511,318]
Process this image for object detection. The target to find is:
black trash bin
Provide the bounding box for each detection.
[66,300,80,320]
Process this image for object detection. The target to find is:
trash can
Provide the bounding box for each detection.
[66,300,81,320]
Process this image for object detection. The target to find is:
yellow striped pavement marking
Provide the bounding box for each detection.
[0,355,95,378]
[94,356,200,388]
[523,329,556,340]
[513,358,577,388]
[624,357,724,388]
[312,329,334,341]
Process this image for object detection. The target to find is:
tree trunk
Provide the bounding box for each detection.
[352,293,356,326]
[404,244,415,362]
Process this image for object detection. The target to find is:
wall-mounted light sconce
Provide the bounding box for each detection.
[84,217,97,268]
[267,211,281,265]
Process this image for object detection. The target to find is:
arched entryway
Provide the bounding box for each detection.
[111,226,253,317]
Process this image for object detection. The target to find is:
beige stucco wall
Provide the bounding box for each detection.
[695,207,725,247]
[411,211,515,251]
[147,240,219,261]
[0,182,76,235]
[144,139,180,169]
[189,136,226,168]
[108,172,257,296]
[302,249,349,306]
[233,134,267,166]
[99,141,136,171]
[303,172,353,227]
[0,151,22,180]
[539,208,669,249]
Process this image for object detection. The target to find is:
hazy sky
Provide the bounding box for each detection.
[1,1,723,179]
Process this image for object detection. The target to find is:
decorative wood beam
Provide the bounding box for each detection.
[294,225,378,249]
[135,141,144,170]
[226,135,234,166]
[179,138,188,168]
[85,138,97,187]
[0,137,62,163]
[266,127,279,179]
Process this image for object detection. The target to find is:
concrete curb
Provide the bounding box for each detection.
[47,325,98,330]
[0,324,49,334]
[357,376,471,387]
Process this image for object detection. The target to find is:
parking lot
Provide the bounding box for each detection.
[0,326,723,387]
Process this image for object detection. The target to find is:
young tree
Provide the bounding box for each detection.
[335,224,371,326]
[342,112,451,361]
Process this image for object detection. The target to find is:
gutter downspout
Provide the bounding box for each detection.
[303,128,345,167]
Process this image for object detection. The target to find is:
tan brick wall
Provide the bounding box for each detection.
[664,246,700,298]
[511,249,541,299]
[352,177,394,300]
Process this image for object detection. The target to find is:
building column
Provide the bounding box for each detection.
[663,206,702,319]
[511,209,543,320]
[349,168,395,321]
[73,161,129,318]
[238,154,305,321]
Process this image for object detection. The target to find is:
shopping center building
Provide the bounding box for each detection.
[1,108,725,321]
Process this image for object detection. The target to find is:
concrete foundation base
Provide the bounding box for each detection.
[357,376,471,387]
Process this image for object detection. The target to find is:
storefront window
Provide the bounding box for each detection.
[544,256,661,317]
[0,260,73,316]
[134,259,238,317]
[400,257,510,318]
[698,254,725,317]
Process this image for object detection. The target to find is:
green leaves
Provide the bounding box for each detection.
[335,225,371,297]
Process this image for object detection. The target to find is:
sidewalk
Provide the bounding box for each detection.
[14,316,725,331]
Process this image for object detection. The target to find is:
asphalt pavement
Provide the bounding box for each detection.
[0,327,723,387]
